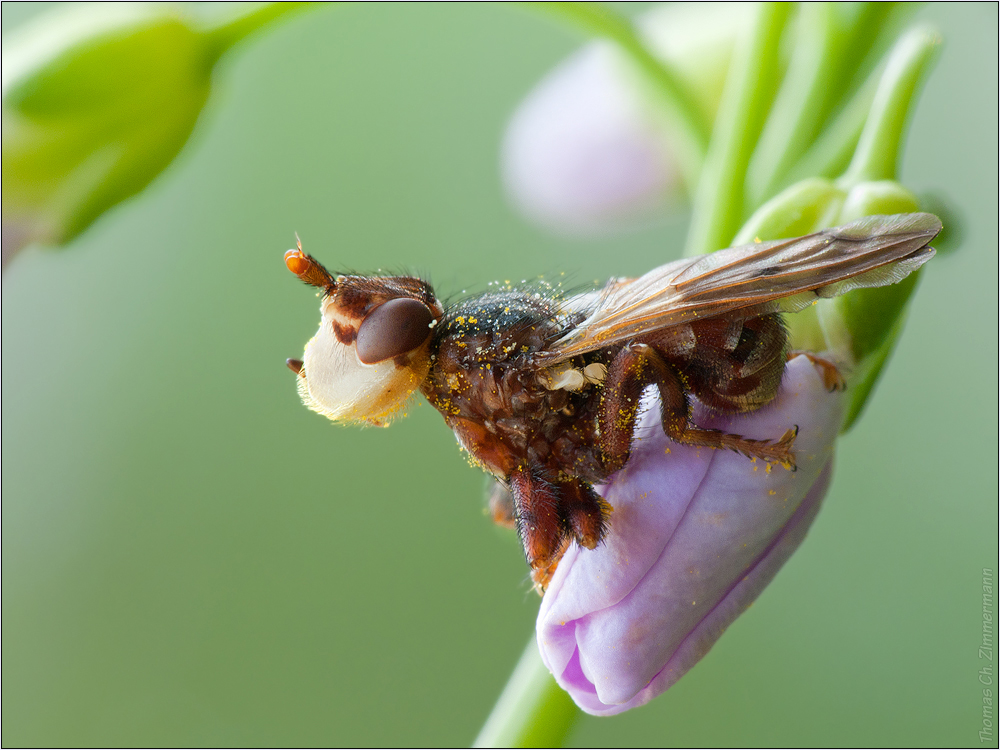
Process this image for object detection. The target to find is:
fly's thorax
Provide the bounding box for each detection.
[293,273,443,426]
[430,290,573,367]
[417,289,606,482]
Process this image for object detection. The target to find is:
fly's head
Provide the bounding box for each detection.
[285,240,443,426]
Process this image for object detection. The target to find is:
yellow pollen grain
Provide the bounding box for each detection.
[768,489,776,495]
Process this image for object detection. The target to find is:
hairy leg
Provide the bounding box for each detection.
[507,469,612,592]
[600,343,798,471]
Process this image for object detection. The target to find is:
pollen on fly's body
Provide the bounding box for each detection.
[441,291,559,342]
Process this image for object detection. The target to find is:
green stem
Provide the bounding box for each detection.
[685,2,791,257]
[746,3,841,208]
[473,637,579,749]
[202,2,313,59]
[749,3,913,202]
[839,25,940,186]
[783,73,878,187]
[531,2,710,191]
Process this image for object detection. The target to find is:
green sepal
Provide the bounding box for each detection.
[729,176,933,432]
[827,180,925,431]
[836,271,920,431]
[732,178,847,354]
[838,179,919,222]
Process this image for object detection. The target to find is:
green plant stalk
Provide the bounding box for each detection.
[839,25,941,186]
[782,72,877,187]
[203,2,313,59]
[473,637,579,748]
[684,2,791,257]
[828,27,941,429]
[530,2,710,191]
[748,3,919,208]
[816,3,907,105]
[746,3,842,208]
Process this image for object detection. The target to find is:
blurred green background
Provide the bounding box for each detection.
[2,3,997,746]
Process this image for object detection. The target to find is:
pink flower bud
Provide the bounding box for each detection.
[502,43,681,235]
[537,355,844,714]
[501,4,750,235]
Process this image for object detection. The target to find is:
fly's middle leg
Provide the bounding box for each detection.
[599,342,797,471]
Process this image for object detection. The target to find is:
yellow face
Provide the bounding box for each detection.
[297,295,435,426]
[285,242,442,427]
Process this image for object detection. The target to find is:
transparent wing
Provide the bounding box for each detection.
[539,213,941,364]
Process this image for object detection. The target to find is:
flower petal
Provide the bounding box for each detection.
[537,354,845,714]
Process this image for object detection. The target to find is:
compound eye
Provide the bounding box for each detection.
[355,297,434,365]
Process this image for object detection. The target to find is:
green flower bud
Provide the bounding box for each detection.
[1,3,304,267]
[838,179,919,222]
[730,176,935,432]
[733,177,846,245]
[732,178,848,355]
[2,5,210,262]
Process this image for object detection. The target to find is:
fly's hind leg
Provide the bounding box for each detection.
[788,350,846,391]
[600,343,797,471]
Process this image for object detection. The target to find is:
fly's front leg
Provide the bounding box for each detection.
[507,469,610,592]
[509,466,568,592]
[600,343,797,471]
[598,344,657,474]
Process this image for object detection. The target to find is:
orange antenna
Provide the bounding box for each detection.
[285,234,336,290]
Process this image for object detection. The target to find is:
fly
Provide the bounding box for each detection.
[284,213,940,591]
